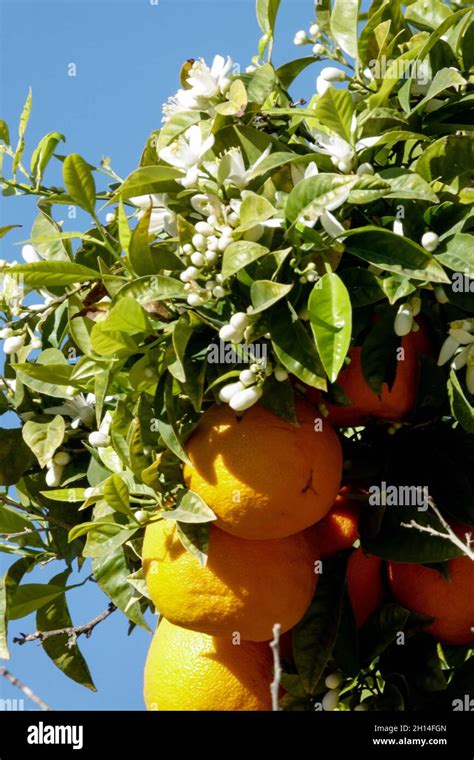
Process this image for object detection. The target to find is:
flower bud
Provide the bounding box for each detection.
[205,250,219,264]
[438,335,460,366]
[421,231,440,252]
[322,689,340,711]
[134,510,148,524]
[325,672,344,690]
[22,244,41,263]
[219,381,245,403]
[4,334,25,354]
[45,463,64,488]
[393,220,404,236]
[88,431,110,448]
[229,385,263,412]
[313,44,325,56]
[212,286,226,299]
[53,451,71,466]
[230,312,249,331]
[31,337,42,350]
[0,327,12,339]
[274,368,289,382]
[187,293,204,307]
[394,304,414,337]
[452,346,469,370]
[190,252,205,267]
[449,328,474,345]
[195,221,212,236]
[356,162,375,176]
[434,285,449,304]
[105,212,116,224]
[309,23,320,37]
[320,67,346,82]
[192,234,207,251]
[239,369,257,386]
[219,324,242,343]
[338,159,353,174]
[294,30,308,46]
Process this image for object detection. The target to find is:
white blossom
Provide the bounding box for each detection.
[159,125,215,188]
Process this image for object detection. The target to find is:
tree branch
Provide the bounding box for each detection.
[0,668,52,711]
[401,497,474,561]
[269,623,282,712]
[13,602,117,649]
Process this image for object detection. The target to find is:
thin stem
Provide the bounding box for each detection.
[269,623,282,712]
[0,668,52,711]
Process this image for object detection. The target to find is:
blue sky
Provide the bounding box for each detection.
[0,0,325,710]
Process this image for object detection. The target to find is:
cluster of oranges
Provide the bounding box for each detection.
[142,321,474,711]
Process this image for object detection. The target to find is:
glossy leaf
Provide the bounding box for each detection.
[63,154,97,215]
[308,273,352,383]
[22,415,65,468]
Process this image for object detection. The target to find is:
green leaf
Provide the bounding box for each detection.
[235,194,276,232]
[245,64,276,104]
[103,474,133,517]
[360,310,399,395]
[348,175,391,205]
[436,233,474,274]
[9,583,65,620]
[31,210,70,261]
[36,571,96,690]
[343,227,450,283]
[114,275,187,304]
[331,0,360,59]
[0,557,35,658]
[382,275,416,305]
[405,0,452,31]
[118,200,131,255]
[118,166,182,200]
[416,135,474,183]
[381,170,439,202]
[339,268,384,307]
[13,88,32,174]
[176,522,211,567]
[286,174,355,227]
[276,58,317,89]
[221,241,268,280]
[22,415,65,468]
[63,154,97,215]
[8,261,103,286]
[308,273,352,383]
[68,293,93,355]
[256,0,281,35]
[13,363,74,398]
[99,296,150,335]
[313,88,353,142]
[128,204,154,276]
[156,111,203,152]
[0,428,35,486]
[153,374,191,464]
[163,490,216,524]
[448,370,474,434]
[270,305,326,390]
[413,67,466,114]
[293,556,347,694]
[0,225,21,239]
[169,316,193,383]
[93,547,150,630]
[359,603,411,663]
[214,79,248,116]
[250,280,292,314]
[30,132,65,183]
[0,119,10,145]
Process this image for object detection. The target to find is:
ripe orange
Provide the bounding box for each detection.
[144,618,274,711]
[142,519,319,641]
[314,489,361,558]
[388,556,474,645]
[347,549,384,627]
[183,399,342,540]
[307,322,431,427]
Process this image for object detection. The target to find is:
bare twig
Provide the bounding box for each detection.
[401,497,474,561]
[0,668,52,711]
[0,495,73,532]
[13,602,117,649]
[269,623,282,712]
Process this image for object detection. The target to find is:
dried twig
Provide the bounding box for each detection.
[13,602,117,649]
[401,497,474,561]
[269,623,282,712]
[0,668,52,711]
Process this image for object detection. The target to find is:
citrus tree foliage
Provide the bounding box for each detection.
[0,0,473,707]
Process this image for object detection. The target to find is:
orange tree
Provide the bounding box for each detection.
[0,0,473,711]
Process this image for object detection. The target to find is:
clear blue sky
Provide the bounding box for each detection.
[0,0,325,710]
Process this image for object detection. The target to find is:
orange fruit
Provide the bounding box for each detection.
[144,618,274,711]
[315,489,360,559]
[307,321,431,427]
[388,556,474,645]
[183,399,342,540]
[143,519,319,641]
[347,549,384,627]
